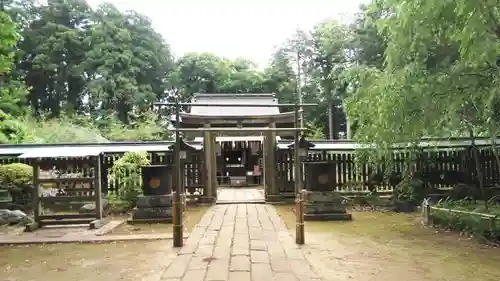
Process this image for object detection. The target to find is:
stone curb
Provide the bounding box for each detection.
[0,233,191,245]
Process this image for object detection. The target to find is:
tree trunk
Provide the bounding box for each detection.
[328,101,333,139]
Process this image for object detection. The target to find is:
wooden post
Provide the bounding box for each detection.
[263,131,269,194]
[32,159,41,223]
[24,159,42,231]
[173,102,183,247]
[294,106,305,245]
[100,154,108,194]
[262,135,268,192]
[422,198,431,226]
[269,121,277,195]
[180,158,186,213]
[95,155,103,220]
[263,121,278,201]
[211,133,217,199]
[203,123,213,202]
[489,216,496,232]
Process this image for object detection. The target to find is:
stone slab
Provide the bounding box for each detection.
[0,233,189,245]
[89,217,111,229]
[301,190,346,203]
[136,195,172,208]
[266,194,284,203]
[216,187,265,203]
[131,206,172,220]
[198,196,215,204]
[158,204,323,280]
[304,203,349,214]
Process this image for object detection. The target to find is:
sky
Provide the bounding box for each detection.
[86,0,367,67]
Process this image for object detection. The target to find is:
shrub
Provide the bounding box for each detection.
[20,116,108,143]
[0,163,33,208]
[430,199,500,242]
[105,193,131,214]
[0,163,33,191]
[109,152,150,209]
[393,177,425,205]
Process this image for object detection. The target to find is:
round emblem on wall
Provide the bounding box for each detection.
[149,178,161,188]
[317,174,328,185]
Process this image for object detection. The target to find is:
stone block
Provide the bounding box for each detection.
[230,255,250,271]
[301,190,352,221]
[265,194,284,203]
[301,190,345,203]
[304,202,347,214]
[136,195,172,208]
[198,196,215,204]
[131,206,172,220]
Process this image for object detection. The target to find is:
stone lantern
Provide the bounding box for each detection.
[300,139,352,221]
[169,138,197,211]
[287,136,315,186]
[128,138,197,224]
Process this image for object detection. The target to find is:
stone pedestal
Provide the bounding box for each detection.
[128,195,174,224]
[302,190,352,221]
[266,194,285,204]
[199,196,215,204]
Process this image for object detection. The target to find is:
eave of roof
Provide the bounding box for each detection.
[186,93,282,116]
[177,111,295,120]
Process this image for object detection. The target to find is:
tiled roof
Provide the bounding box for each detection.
[188,93,280,116]
[18,146,105,158]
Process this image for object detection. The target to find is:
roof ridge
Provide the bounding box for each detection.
[194,93,275,98]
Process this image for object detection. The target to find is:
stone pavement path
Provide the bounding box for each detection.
[161,204,322,281]
[216,187,265,204]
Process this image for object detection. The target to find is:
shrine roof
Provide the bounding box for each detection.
[183,93,284,117]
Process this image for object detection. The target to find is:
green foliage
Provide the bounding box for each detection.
[0,163,33,204]
[20,116,108,144]
[105,193,131,214]
[99,111,168,141]
[0,115,27,144]
[0,0,364,141]
[10,0,497,146]
[0,163,32,188]
[304,121,324,140]
[109,152,150,208]
[393,177,425,205]
[431,199,500,242]
[344,0,500,160]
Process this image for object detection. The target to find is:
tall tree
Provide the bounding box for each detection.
[84,3,174,123]
[0,10,29,143]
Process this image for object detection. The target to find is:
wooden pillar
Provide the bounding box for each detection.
[94,155,103,220]
[262,136,268,190]
[211,133,218,199]
[32,159,41,224]
[25,159,42,231]
[269,121,277,194]
[202,123,214,203]
[265,121,281,202]
[100,154,108,194]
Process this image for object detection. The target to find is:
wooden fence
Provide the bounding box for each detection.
[0,152,205,200]
[2,145,500,201]
[276,147,500,195]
